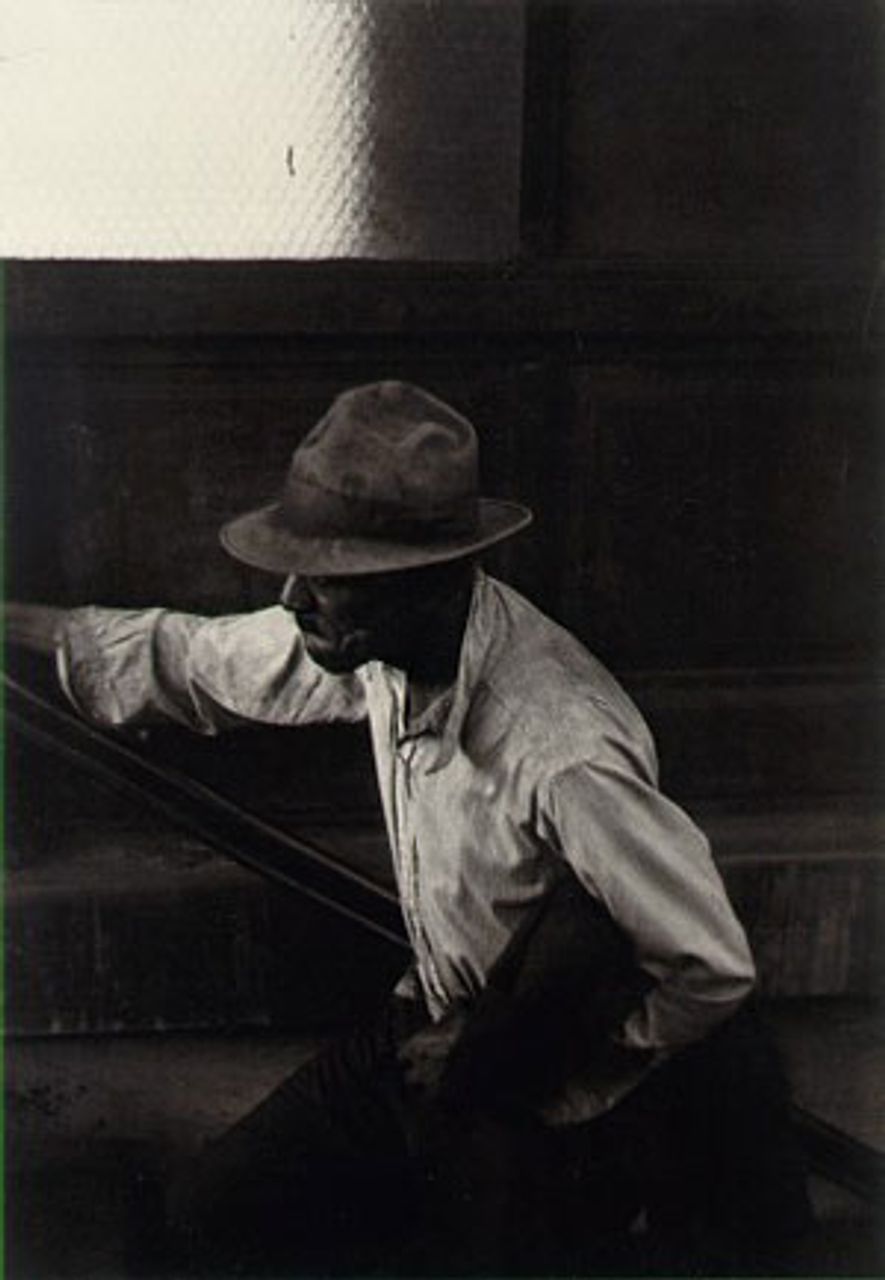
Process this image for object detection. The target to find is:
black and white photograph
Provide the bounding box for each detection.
[2,1,883,1275]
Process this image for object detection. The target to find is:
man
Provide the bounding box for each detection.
[7,381,808,1275]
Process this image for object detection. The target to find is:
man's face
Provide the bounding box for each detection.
[279,571,418,673]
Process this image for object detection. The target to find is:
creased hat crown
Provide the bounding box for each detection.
[281,381,479,541]
[219,380,532,576]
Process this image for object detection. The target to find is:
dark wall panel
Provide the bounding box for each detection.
[9,326,881,679]
[562,0,883,262]
[558,358,883,667]
[7,338,558,618]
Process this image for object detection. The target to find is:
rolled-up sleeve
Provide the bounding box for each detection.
[58,605,367,732]
[544,758,755,1054]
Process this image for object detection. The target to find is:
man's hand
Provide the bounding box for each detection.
[5,602,68,655]
[538,1041,659,1126]
[397,1005,470,1101]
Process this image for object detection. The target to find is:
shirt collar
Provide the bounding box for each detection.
[399,568,493,773]
[397,684,456,743]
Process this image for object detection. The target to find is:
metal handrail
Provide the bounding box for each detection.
[793,1105,884,1206]
[4,672,408,949]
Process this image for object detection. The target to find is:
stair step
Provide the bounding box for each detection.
[766,998,885,1153]
[8,1004,884,1166]
[7,1032,324,1164]
[9,818,883,1035]
[6,1032,323,1280]
[6,1020,884,1279]
[7,824,405,1036]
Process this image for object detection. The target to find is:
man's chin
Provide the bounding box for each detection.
[302,634,365,674]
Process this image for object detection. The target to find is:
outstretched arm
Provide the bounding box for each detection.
[8,600,368,733]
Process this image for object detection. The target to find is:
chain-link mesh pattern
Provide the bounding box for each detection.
[283,0,376,256]
[1,0,524,259]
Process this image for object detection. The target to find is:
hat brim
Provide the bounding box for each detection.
[219,498,533,577]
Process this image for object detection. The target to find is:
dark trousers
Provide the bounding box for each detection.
[166,995,810,1277]
[166,997,427,1277]
[167,869,808,1276]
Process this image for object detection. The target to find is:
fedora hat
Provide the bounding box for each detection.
[220,381,533,576]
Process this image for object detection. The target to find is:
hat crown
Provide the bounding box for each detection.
[218,380,533,576]
[281,381,479,541]
[293,381,477,504]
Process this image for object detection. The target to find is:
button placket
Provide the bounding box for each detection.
[394,738,421,947]
[396,740,447,1013]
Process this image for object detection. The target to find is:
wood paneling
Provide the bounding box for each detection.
[6,260,881,340]
[7,335,558,615]
[9,324,881,670]
[559,359,883,668]
[561,1,883,264]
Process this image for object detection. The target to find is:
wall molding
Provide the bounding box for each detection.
[7,259,883,344]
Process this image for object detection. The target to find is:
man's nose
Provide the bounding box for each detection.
[280,575,312,610]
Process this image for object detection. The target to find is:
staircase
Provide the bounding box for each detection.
[6,674,884,1276]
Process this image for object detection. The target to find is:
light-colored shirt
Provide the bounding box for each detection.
[58,570,755,1122]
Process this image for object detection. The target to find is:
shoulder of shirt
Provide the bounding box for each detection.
[465,575,655,773]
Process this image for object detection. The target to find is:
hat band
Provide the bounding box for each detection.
[278,474,479,545]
